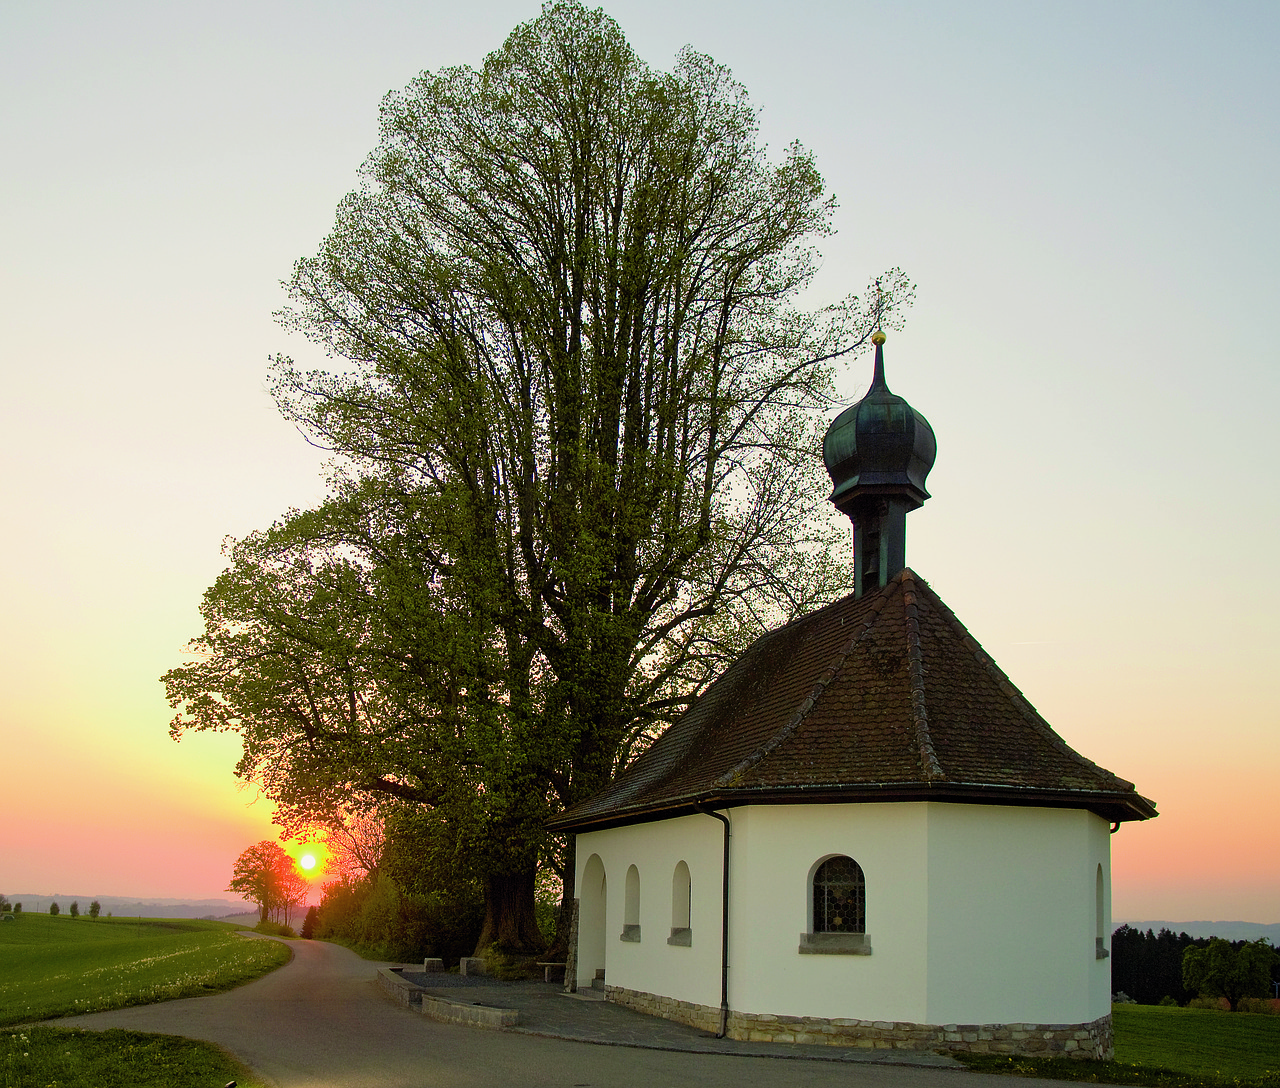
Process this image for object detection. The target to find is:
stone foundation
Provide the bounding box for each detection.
[604,985,1113,1059]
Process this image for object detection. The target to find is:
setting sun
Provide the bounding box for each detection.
[299,854,316,871]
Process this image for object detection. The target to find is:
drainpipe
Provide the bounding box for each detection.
[697,804,731,1038]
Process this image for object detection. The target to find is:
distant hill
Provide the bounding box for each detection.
[4,895,254,919]
[1117,920,1280,943]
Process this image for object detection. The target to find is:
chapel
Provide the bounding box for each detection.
[547,332,1156,1059]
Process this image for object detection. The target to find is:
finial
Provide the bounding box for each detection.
[872,331,886,346]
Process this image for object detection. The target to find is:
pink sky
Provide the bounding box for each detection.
[2,0,1277,921]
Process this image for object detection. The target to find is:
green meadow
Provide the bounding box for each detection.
[958,1004,1280,1088]
[0,912,290,1027]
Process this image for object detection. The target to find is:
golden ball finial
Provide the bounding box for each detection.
[871,331,887,346]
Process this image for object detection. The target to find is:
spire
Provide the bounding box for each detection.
[821,333,936,596]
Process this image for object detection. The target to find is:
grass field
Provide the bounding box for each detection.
[2,1025,266,1088]
[0,912,291,1027]
[957,1003,1280,1088]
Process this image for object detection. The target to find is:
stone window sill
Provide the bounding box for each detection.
[1096,939,1109,960]
[667,927,692,947]
[619,924,641,943]
[798,932,871,955]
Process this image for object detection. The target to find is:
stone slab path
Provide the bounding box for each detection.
[54,937,1087,1088]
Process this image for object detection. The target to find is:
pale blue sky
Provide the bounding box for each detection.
[2,1,1276,914]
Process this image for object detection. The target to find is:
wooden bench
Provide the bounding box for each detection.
[536,961,566,983]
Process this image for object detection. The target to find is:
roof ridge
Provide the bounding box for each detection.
[899,571,945,781]
[712,584,896,789]
[913,574,1136,791]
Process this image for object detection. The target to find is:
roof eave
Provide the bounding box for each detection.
[546,781,1158,834]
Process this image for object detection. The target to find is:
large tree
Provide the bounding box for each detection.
[165,1,911,953]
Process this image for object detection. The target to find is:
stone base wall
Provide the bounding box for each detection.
[604,985,1113,1060]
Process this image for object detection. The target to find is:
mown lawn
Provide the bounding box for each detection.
[0,913,290,1026]
[956,1003,1280,1088]
[1,1025,267,1088]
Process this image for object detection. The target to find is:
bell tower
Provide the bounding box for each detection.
[822,332,936,596]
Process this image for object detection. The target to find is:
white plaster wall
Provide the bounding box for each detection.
[576,801,1112,1028]
[923,803,1112,1025]
[727,803,932,1023]
[575,816,724,1008]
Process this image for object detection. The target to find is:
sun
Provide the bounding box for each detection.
[299,854,316,872]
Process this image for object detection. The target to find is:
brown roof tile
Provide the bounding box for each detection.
[548,570,1157,831]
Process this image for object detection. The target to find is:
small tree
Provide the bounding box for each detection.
[228,841,310,926]
[12,903,20,914]
[49,902,60,916]
[300,905,319,939]
[69,901,80,918]
[88,900,101,919]
[1183,937,1277,1010]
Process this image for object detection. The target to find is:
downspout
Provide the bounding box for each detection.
[697,804,731,1038]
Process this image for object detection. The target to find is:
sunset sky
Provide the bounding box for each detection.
[2,0,1276,921]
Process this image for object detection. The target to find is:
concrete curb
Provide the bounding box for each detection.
[376,968,520,1029]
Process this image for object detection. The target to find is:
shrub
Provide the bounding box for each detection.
[1236,996,1280,1015]
[1187,995,1231,1010]
[69,901,80,918]
[12,904,19,914]
[49,902,59,916]
[253,920,296,937]
[1158,995,1179,1007]
[300,906,319,939]
[88,900,101,919]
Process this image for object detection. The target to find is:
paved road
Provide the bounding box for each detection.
[56,937,1082,1088]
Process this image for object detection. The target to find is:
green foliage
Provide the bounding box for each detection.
[165,0,907,953]
[1158,995,1179,1007]
[48,902,59,916]
[68,900,79,918]
[0,914,289,1026]
[228,840,309,926]
[88,899,101,919]
[1,1026,268,1088]
[1184,938,1277,1010]
[1112,925,1207,1005]
[956,1003,1280,1087]
[300,905,319,939]
[252,920,297,938]
[11,904,18,914]
[0,895,9,912]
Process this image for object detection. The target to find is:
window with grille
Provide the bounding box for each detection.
[813,855,865,934]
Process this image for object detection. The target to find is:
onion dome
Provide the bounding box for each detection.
[822,332,936,514]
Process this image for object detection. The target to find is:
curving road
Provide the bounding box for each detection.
[58,937,1077,1088]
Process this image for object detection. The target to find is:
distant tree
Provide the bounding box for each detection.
[1111,925,1206,1005]
[88,900,101,919]
[49,902,60,916]
[228,841,310,926]
[1183,937,1277,1010]
[300,905,319,939]
[12,903,20,914]
[0,894,10,912]
[68,901,80,918]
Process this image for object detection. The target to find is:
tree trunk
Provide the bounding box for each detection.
[474,866,545,954]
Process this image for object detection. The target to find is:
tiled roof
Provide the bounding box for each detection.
[548,570,1156,832]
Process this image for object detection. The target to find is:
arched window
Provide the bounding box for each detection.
[621,864,641,942]
[1095,864,1108,959]
[813,855,865,933]
[800,855,871,955]
[668,861,691,946]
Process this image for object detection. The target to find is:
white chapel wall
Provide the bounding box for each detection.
[575,815,724,1008]
[576,800,1112,1029]
[922,803,1113,1026]
[728,803,932,1023]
